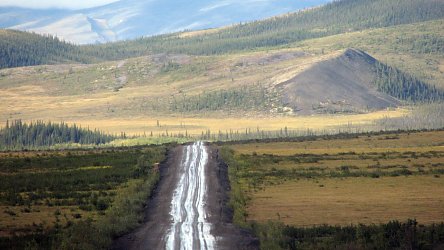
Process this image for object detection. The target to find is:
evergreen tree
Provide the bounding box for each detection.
[0,120,116,150]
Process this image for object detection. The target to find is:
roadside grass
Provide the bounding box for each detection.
[58,174,160,249]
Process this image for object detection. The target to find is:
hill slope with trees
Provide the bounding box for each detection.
[1,0,443,69]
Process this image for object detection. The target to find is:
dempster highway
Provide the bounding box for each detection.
[113,142,257,250]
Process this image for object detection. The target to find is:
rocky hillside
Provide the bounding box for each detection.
[279,49,441,114]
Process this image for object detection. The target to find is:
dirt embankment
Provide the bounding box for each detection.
[112,144,258,249]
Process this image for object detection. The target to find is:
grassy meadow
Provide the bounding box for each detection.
[249,176,444,226]
[64,108,407,137]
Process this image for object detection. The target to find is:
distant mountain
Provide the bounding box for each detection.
[1,0,443,70]
[0,0,330,44]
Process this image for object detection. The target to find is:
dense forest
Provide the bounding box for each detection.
[0,30,96,69]
[374,62,444,102]
[0,120,116,150]
[1,0,443,69]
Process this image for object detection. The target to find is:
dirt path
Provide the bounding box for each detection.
[112,142,258,250]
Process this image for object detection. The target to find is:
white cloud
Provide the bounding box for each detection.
[199,0,286,12]
[199,1,232,12]
[0,0,120,10]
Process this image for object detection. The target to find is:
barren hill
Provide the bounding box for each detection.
[280,49,400,114]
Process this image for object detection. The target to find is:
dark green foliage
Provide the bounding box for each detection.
[0,149,158,205]
[250,219,444,249]
[58,219,108,250]
[1,0,444,69]
[0,30,97,69]
[0,229,59,250]
[0,145,166,249]
[0,120,116,150]
[170,85,277,113]
[270,220,444,250]
[374,63,444,102]
[396,34,444,54]
[220,147,249,227]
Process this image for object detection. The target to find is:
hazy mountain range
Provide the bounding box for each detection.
[0,0,330,44]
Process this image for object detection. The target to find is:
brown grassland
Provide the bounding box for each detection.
[249,176,444,226]
[228,130,444,227]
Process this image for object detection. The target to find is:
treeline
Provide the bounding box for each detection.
[253,220,444,249]
[0,30,95,69]
[0,30,146,69]
[374,62,444,102]
[378,104,444,131]
[169,85,276,113]
[0,120,116,150]
[2,0,444,69]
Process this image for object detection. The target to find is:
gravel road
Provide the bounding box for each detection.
[113,142,258,250]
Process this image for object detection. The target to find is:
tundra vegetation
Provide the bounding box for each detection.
[221,129,444,249]
[0,145,166,249]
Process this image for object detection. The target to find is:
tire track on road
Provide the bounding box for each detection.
[166,141,216,250]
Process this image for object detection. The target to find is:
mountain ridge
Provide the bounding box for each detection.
[1,0,443,70]
[1,0,330,44]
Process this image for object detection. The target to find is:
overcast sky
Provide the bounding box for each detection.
[0,0,329,10]
[0,0,120,9]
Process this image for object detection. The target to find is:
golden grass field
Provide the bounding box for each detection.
[62,108,406,136]
[248,176,444,226]
[229,130,444,226]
